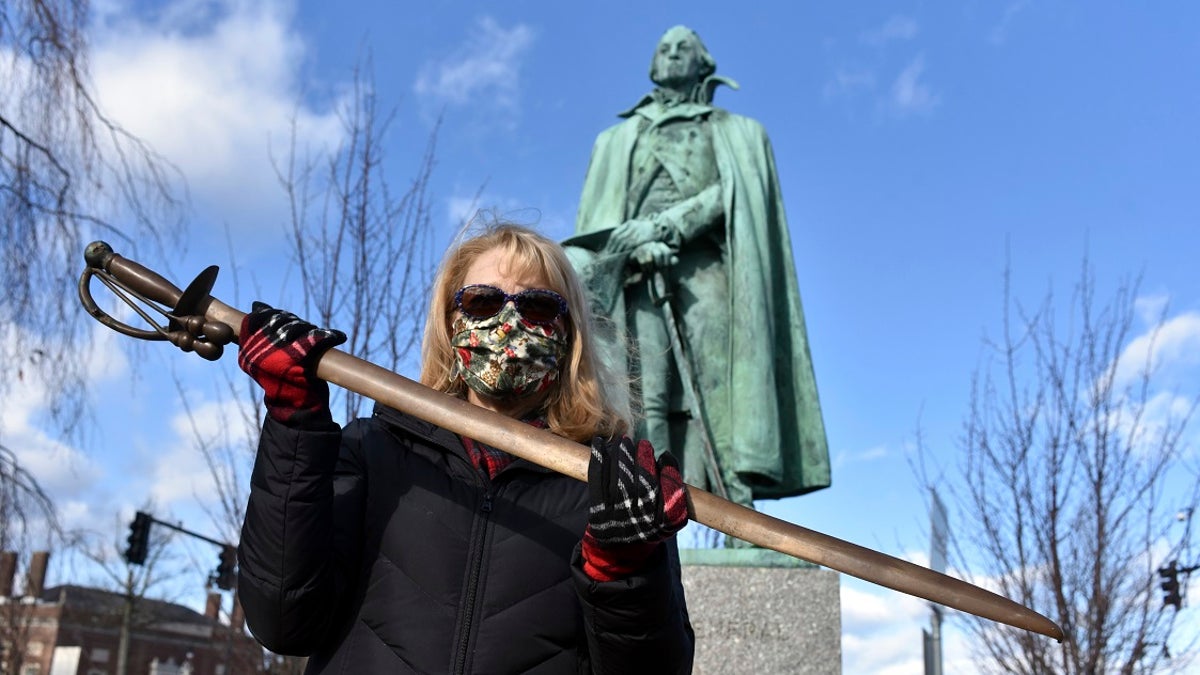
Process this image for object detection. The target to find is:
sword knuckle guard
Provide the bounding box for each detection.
[79,242,234,363]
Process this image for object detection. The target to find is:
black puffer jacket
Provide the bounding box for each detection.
[238,404,694,674]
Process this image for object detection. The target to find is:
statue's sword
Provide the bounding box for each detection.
[78,241,1065,642]
[648,270,730,503]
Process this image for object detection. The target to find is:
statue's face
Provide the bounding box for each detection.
[652,27,705,88]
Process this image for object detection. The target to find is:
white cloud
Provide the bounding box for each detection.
[842,581,994,675]
[149,393,256,508]
[446,191,551,232]
[89,0,344,230]
[1061,306,1200,464]
[940,621,988,674]
[413,16,535,127]
[891,55,940,115]
[1116,310,1200,388]
[842,581,924,627]
[8,433,101,499]
[833,444,889,469]
[826,19,937,118]
[0,323,129,505]
[990,0,1031,45]
[861,16,919,47]
[823,67,877,101]
[841,582,929,674]
[840,548,997,675]
[1135,293,1170,326]
[448,195,488,229]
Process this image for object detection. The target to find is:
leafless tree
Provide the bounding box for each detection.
[181,60,440,549]
[918,259,1198,673]
[0,552,38,675]
[1,0,184,436]
[75,511,194,675]
[0,593,34,674]
[0,443,58,554]
[0,442,58,670]
[278,59,440,421]
[0,512,183,674]
[2,1,185,605]
[169,60,440,670]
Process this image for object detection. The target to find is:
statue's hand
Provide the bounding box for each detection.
[607,219,656,253]
[632,241,678,270]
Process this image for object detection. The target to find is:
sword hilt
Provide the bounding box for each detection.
[79,241,235,361]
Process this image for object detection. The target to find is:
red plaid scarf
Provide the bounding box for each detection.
[461,417,548,480]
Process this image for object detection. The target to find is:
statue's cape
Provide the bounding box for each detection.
[570,109,831,498]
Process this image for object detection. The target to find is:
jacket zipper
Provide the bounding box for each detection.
[452,481,497,674]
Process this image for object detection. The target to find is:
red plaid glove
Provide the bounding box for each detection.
[237,302,346,428]
[581,436,689,581]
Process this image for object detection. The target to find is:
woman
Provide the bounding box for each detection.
[235,223,694,673]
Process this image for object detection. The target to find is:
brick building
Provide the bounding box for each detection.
[1,553,263,675]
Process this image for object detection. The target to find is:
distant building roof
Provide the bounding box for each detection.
[40,584,219,628]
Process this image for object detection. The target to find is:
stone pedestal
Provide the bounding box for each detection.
[680,553,841,674]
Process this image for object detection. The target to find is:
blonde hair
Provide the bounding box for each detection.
[420,222,630,442]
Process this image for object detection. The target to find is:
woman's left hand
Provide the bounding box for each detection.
[585,436,689,547]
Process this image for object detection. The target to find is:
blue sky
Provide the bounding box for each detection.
[6,1,1200,672]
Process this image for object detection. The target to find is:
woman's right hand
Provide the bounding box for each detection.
[238,302,346,427]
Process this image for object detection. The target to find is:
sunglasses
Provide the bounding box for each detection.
[454,284,569,325]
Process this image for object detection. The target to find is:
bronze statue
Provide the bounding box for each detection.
[566,26,830,517]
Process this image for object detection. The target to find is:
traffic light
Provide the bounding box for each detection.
[125,511,152,565]
[214,545,237,591]
[1160,561,1182,610]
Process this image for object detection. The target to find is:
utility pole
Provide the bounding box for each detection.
[924,489,948,675]
[923,607,943,675]
[117,567,133,675]
[116,511,238,674]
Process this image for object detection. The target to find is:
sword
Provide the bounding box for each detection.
[649,269,730,502]
[78,241,1065,642]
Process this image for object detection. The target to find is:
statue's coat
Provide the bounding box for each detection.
[573,103,830,499]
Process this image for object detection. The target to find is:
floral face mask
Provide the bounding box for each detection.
[450,303,568,400]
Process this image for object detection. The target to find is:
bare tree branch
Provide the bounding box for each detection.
[182,56,441,669]
[276,57,439,421]
[918,258,1198,673]
[1,0,185,439]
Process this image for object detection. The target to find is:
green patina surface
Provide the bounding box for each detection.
[566,27,831,540]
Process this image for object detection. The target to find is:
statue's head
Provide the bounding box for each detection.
[649,25,716,89]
